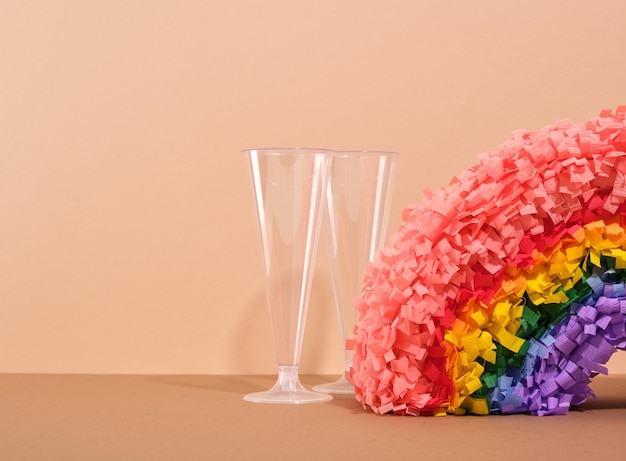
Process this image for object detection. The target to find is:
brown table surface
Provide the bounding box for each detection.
[1,373,625,460]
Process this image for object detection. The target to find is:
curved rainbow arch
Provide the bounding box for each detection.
[349,107,626,416]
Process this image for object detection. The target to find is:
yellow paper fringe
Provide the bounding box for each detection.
[442,218,626,415]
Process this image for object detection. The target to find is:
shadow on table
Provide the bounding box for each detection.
[143,373,626,413]
[143,374,277,394]
[142,374,368,412]
[575,374,626,410]
[143,374,348,395]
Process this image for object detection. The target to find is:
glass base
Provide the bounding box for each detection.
[244,367,333,404]
[312,374,355,395]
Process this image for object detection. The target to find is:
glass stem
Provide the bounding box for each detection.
[275,366,303,393]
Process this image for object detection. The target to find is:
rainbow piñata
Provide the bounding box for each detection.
[349,107,626,415]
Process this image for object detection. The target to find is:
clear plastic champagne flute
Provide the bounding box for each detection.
[313,151,398,394]
[242,148,334,404]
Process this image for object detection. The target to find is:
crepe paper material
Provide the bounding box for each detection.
[349,107,626,416]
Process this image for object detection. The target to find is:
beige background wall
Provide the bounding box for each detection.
[1,0,626,375]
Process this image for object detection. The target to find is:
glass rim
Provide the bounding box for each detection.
[332,150,399,156]
[241,148,398,157]
[241,147,333,154]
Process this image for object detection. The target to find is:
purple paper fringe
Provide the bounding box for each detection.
[489,276,626,415]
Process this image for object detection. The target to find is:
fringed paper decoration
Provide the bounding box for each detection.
[349,107,626,416]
